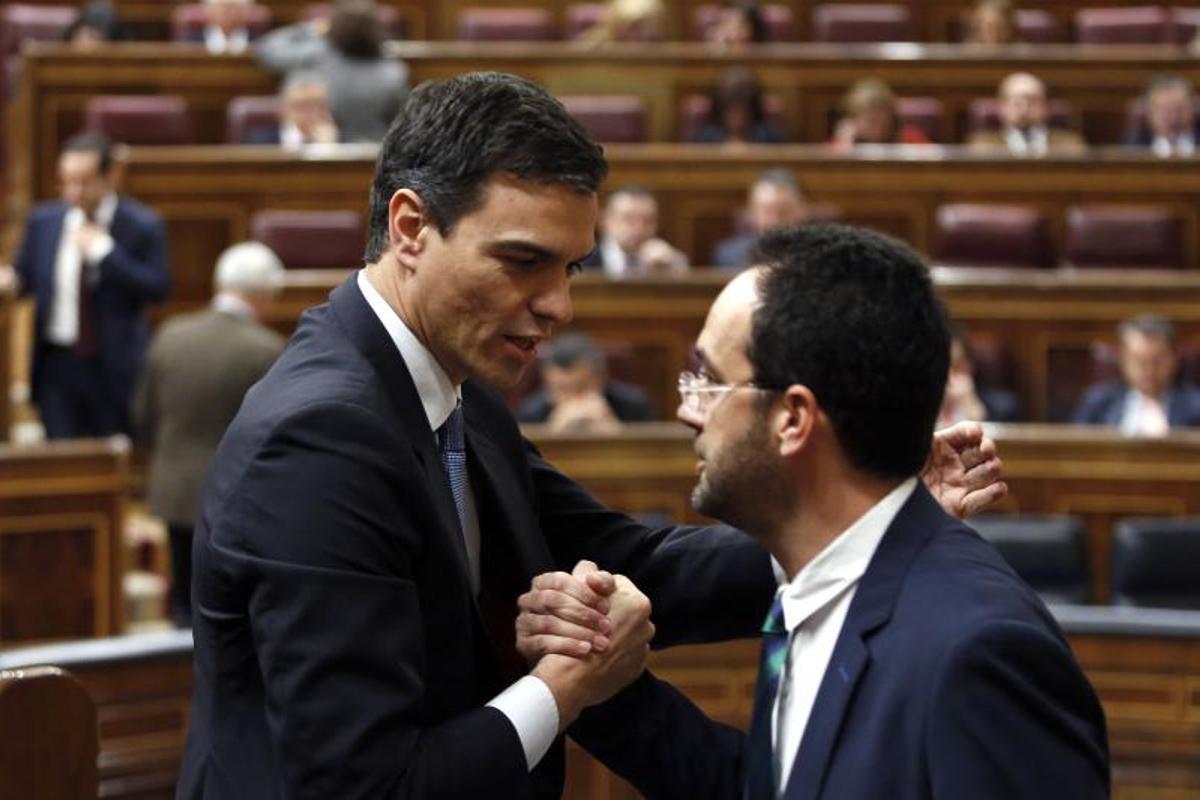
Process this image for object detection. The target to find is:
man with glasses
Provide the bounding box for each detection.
[530,224,1108,799]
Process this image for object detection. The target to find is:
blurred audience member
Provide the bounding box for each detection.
[516,333,653,431]
[194,0,256,54]
[963,0,1017,46]
[689,66,784,144]
[1073,315,1200,435]
[582,186,689,276]
[257,0,407,142]
[705,0,767,47]
[1127,74,1197,157]
[11,132,170,439]
[969,72,1086,156]
[831,78,930,148]
[938,327,1021,427]
[63,1,125,48]
[133,242,286,627]
[243,72,340,147]
[579,0,666,44]
[712,168,808,269]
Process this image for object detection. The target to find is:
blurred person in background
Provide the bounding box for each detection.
[516,332,653,432]
[242,72,340,147]
[133,242,286,627]
[969,72,1086,156]
[705,0,768,47]
[689,66,785,144]
[830,78,930,148]
[578,0,666,43]
[963,0,1018,46]
[582,186,689,275]
[712,169,810,269]
[193,0,257,54]
[937,327,1021,427]
[63,1,125,47]
[1074,315,1200,435]
[1126,74,1197,157]
[257,0,407,142]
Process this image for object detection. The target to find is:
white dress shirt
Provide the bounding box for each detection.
[598,237,637,277]
[46,193,117,347]
[204,24,249,55]
[1119,389,1172,437]
[1004,125,1049,156]
[1152,133,1195,158]
[356,270,558,771]
[771,477,918,796]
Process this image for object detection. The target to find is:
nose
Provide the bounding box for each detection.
[532,269,573,328]
[677,398,704,431]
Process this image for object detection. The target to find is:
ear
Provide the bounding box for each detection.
[388,188,430,264]
[775,385,818,459]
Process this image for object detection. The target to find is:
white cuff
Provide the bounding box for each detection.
[85,232,115,267]
[486,675,559,771]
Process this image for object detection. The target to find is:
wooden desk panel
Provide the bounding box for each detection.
[9,42,1200,221]
[0,437,131,643]
[0,287,12,440]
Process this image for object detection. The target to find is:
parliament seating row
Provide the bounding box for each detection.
[0,604,1196,799]
[11,43,1200,206]
[0,665,97,799]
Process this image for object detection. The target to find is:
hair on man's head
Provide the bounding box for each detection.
[62,130,116,174]
[364,72,608,263]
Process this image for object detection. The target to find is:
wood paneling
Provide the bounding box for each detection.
[0,437,131,643]
[0,286,12,440]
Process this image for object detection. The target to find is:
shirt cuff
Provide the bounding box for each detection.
[486,675,559,771]
[85,232,115,267]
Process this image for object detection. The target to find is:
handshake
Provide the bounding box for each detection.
[517,560,655,731]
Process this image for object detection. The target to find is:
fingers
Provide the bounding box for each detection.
[517,611,609,655]
[528,570,611,616]
[572,560,616,597]
[934,420,983,451]
[960,480,1009,517]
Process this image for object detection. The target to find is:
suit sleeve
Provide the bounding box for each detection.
[129,336,158,447]
[13,215,38,298]
[98,212,170,302]
[526,441,775,647]
[1072,385,1112,425]
[216,401,532,799]
[925,620,1110,799]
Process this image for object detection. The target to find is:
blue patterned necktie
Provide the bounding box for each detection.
[744,592,789,800]
[437,402,467,532]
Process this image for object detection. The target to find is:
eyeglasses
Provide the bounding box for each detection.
[677,371,769,418]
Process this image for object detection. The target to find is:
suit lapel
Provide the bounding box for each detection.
[782,485,946,800]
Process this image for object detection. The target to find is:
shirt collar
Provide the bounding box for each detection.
[356,269,459,432]
[68,193,118,227]
[211,291,256,320]
[777,477,917,634]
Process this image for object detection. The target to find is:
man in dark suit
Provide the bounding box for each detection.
[562,225,1108,799]
[240,72,340,148]
[1074,314,1200,434]
[712,169,809,270]
[132,242,286,628]
[1125,74,1198,157]
[516,332,653,430]
[178,74,1006,799]
[967,72,1086,156]
[12,131,170,438]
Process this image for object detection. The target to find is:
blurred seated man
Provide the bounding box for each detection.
[582,186,689,276]
[705,0,767,48]
[938,327,1021,426]
[830,78,930,148]
[195,0,256,54]
[579,0,666,43]
[1073,315,1200,435]
[243,73,340,147]
[516,333,653,432]
[712,168,809,269]
[963,0,1018,46]
[1126,74,1197,157]
[969,72,1086,156]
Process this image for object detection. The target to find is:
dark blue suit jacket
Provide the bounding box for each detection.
[712,233,757,270]
[586,485,1110,799]
[178,276,774,799]
[1073,380,1200,428]
[14,198,170,427]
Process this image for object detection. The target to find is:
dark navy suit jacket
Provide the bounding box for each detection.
[713,233,757,270]
[14,197,170,428]
[177,276,774,799]
[585,485,1110,799]
[1073,380,1200,428]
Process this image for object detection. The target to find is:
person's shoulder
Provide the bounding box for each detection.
[116,195,165,227]
[27,201,67,224]
[605,380,654,421]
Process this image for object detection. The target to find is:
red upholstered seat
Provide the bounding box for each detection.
[559,95,647,142]
[966,97,1078,136]
[1015,9,1067,43]
[301,3,406,39]
[692,4,797,41]
[1074,5,1171,44]
[896,97,945,142]
[1,3,75,56]
[677,93,786,141]
[226,95,282,143]
[457,7,557,41]
[1065,204,1185,269]
[85,95,192,145]
[170,3,273,42]
[933,204,1055,268]
[810,4,913,42]
[250,209,366,270]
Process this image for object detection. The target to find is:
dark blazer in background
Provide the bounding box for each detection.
[14,197,170,436]
[712,233,757,270]
[515,379,655,424]
[586,485,1110,800]
[177,276,774,799]
[1072,380,1200,428]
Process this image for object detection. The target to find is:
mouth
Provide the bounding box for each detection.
[504,334,543,353]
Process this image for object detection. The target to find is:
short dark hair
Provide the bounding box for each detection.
[728,0,767,43]
[62,131,115,174]
[364,72,608,262]
[754,168,802,197]
[749,224,950,479]
[1146,73,1193,99]
[1119,314,1175,344]
[605,185,656,210]
[542,332,606,373]
[329,0,383,60]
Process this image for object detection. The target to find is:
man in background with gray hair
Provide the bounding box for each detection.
[132,241,286,626]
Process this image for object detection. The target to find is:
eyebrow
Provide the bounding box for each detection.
[691,346,728,383]
[487,239,560,262]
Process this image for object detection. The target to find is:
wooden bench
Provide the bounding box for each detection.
[0,665,97,799]
[0,436,131,643]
